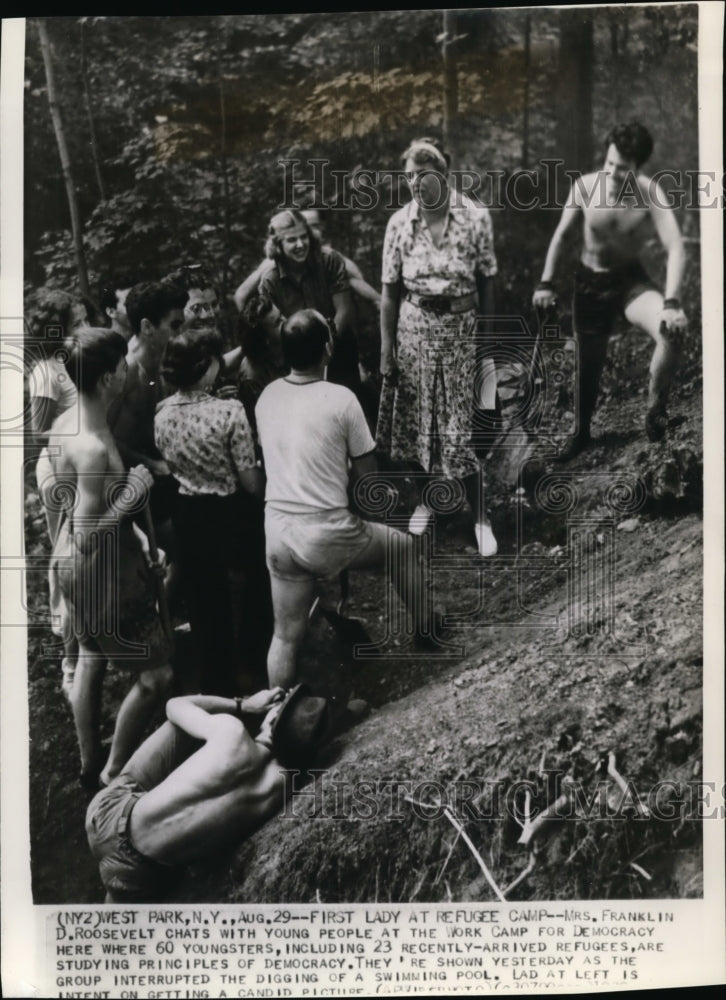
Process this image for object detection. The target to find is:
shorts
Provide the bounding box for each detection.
[52,518,171,671]
[86,774,179,902]
[265,507,393,582]
[573,261,658,340]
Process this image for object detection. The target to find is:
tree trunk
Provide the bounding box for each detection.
[609,12,621,119]
[522,13,531,168]
[219,66,231,303]
[442,10,459,169]
[556,12,594,197]
[80,19,108,206]
[37,18,90,297]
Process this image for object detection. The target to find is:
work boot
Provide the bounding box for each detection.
[645,404,668,442]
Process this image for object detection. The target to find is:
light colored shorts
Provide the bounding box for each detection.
[265,507,396,582]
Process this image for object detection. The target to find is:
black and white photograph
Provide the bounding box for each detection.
[1,4,724,996]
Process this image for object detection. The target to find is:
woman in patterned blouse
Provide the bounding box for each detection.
[155,329,272,696]
[376,138,499,557]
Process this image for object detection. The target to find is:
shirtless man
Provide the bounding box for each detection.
[533,122,688,460]
[85,686,329,902]
[49,328,173,788]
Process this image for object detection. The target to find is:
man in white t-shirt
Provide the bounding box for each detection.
[256,309,439,688]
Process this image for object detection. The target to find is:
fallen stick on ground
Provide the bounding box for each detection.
[443,807,506,903]
[504,851,537,897]
[434,829,462,885]
[518,778,575,848]
[629,861,652,881]
[607,752,650,818]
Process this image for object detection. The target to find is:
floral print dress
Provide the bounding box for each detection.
[376,194,497,479]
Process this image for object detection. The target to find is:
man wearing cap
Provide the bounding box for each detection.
[533,121,688,459]
[85,685,329,902]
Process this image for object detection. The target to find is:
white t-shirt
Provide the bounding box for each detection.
[28,357,77,415]
[256,378,375,513]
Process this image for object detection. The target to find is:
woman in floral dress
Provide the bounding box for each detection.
[376,137,499,556]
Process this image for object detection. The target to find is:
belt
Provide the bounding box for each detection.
[404,290,477,314]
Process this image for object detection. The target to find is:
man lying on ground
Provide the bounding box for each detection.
[86,686,330,902]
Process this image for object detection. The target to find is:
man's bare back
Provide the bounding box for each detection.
[129,717,285,865]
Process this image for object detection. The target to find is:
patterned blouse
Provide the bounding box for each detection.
[154,390,257,497]
[381,193,498,297]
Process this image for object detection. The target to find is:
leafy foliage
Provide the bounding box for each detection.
[26,8,699,360]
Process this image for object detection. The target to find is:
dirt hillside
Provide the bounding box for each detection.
[27,316,704,905]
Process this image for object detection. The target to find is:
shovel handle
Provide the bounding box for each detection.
[142,504,173,644]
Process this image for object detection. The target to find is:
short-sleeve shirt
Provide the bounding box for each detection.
[255,378,375,514]
[381,192,498,296]
[28,356,77,415]
[258,247,349,322]
[154,390,257,496]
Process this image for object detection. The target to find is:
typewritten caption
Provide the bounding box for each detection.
[45,904,681,997]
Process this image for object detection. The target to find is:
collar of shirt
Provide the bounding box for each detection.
[165,389,215,406]
[406,191,479,233]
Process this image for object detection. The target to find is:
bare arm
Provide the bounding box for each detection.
[648,181,687,302]
[115,439,170,477]
[233,260,273,312]
[343,254,382,307]
[72,448,152,553]
[165,690,283,740]
[29,396,58,445]
[223,346,243,375]
[532,186,582,307]
[379,282,401,378]
[332,288,355,338]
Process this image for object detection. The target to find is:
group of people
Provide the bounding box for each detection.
[28,122,688,902]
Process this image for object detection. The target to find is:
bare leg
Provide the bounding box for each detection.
[624,290,675,441]
[101,664,173,783]
[267,576,317,689]
[348,527,434,634]
[624,290,674,405]
[70,646,106,778]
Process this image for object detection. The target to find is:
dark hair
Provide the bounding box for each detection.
[264,209,321,263]
[63,327,128,395]
[30,288,75,341]
[164,264,216,294]
[98,270,143,314]
[161,327,225,388]
[125,281,188,334]
[239,292,276,365]
[606,122,654,168]
[281,309,329,370]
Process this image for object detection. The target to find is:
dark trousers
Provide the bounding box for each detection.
[173,491,272,696]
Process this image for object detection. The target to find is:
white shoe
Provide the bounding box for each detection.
[408,504,432,535]
[475,520,498,557]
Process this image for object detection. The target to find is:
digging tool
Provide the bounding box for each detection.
[307,573,375,648]
[487,305,553,487]
[142,504,173,644]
